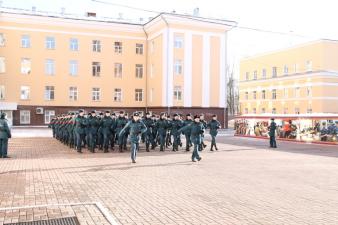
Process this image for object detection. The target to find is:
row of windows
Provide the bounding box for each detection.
[0,57,184,76]
[243,107,313,114]
[19,109,55,124]
[0,86,184,102]
[243,87,312,100]
[244,61,313,81]
[0,33,145,54]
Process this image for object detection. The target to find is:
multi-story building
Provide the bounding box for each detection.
[239,40,338,115]
[0,7,236,126]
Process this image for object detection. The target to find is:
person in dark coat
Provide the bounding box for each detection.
[207,115,221,151]
[170,113,183,151]
[142,112,155,152]
[74,109,87,153]
[119,112,147,163]
[155,113,168,151]
[183,114,193,151]
[268,118,277,148]
[0,113,11,158]
[101,111,114,152]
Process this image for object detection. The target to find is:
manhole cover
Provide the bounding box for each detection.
[4,217,80,225]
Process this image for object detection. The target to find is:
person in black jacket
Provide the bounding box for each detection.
[0,113,11,158]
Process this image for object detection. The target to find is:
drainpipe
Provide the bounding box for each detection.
[142,26,149,113]
[224,30,228,129]
[161,14,170,115]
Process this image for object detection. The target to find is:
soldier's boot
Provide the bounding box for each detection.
[215,144,218,150]
[119,145,123,153]
[146,143,150,152]
[104,147,109,153]
[160,145,164,152]
[186,146,190,152]
[210,144,214,151]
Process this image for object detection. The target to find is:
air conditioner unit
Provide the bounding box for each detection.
[36,107,44,114]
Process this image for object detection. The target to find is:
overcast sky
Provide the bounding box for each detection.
[2,0,338,77]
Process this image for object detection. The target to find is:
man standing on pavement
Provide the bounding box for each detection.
[0,113,11,158]
[268,118,277,148]
[183,114,193,151]
[101,111,113,153]
[119,112,147,163]
[207,114,221,151]
[75,109,87,153]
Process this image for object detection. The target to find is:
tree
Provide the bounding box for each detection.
[227,65,239,115]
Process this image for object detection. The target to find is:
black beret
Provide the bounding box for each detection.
[99,112,104,115]
[271,118,275,121]
[194,115,200,119]
[173,113,178,117]
[111,113,116,116]
[133,112,139,116]
[119,111,124,114]
[151,114,156,117]
[91,110,96,114]
[212,114,217,117]
[70,112,75,115]
[186,113,192,117]
[78,109,84,113]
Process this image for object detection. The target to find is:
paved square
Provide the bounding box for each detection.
[1,136,338,225]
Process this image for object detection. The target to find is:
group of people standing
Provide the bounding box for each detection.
[49,110,222,163]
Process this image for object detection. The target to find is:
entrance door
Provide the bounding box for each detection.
[0,110,13,126]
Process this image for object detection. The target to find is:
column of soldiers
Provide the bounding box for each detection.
[49,110,221,162]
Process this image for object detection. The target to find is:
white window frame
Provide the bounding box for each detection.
[92,88,101,101]
[262,69,266,79]
[306,60,312,72]
[114,42,122,53]
[261,90,266,99]
[44,110,55,124]
[45,36,55,49]
[136,43,143,55]
[92,62,101,77]
[174,36,183,48]
[20,86,30,100]
[261,108,266,114]
[245,72,249,80]
[69,60,78,76]
[0,57,5,73]
[245,92,249,100]
[272,89,277,99]
[135,89,143,102]
[45,59,55,75]
[295,107,300,114]
[135,64,143,78]
[69,86,78,101]
[253,71,257,80]
[272,108,276,114]
[114,88,122,102]
[174,60,183,75]
[295,87,300,98]
[114,63,122,78]
[44,86,55,100]
[283,88,288,98]
[272,67,277,78]
[20,110,31,124]
[253,108,257,114]
[0,85,5,100]
[69,38,78,51]
[283,65,288,75]
[21,35,30,48]
[92,40,101,52]
[173,86,182,101]
[21,58,31,75]
[253,91,257,99]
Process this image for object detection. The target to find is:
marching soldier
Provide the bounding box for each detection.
[199,114,207,151]
[183,114,193,151]
[74,110,87,153]
[87,111,100,153]
[115,111,128,152]
[268,118,277,148]
[171,113,183,152]
[142,112,155,152]
[156,113,168,151]
[207,114,221,151]
[119,112,147,163]
[0,113,11,158]
[101,110,113,153]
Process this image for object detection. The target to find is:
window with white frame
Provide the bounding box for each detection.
[295,87,300,98]
[69,60,78,76]
[44,110,55,124]
[21,58,31,74]
[136,43,143,54]
[245,72,249,80]
[0,85,5,100]
[272,89,277,99]
[272,108,276,114]
[283,88,288,98]
[173,86,182,101]
[261,90,266,99]
[307,86,312,97]
[69,38,78,51]
[295,107,300,114]
[253,71,257,80]
[306,60,312,72]
[69,86,78,101]
[174,36,183,48]
[92,87,100,101]
[114,63,122,77]
[272,66,277,78]
[174,60,183,74]
[114,41,122,53]
[262,69,266,79]
[253,108,256,114]
[294,63,299,73]
[283,107,288,114]
[20,86,30,100]
[21,35,30,48]
[92,62,101,77]
[44,86,55,100]
[135,64,143,78]
[45,36,55,49]
[307,107,312,114]
[45,59,55,75]
[135,89,143,101]
[114,88,122,102]
[253,91,257,99]
[261,108,266,113]
[0,33,5,46]
[283,65,288,75]
[0,57,5,73]
[92,40,101,52]
[245,91,249,100]
[20,110,30,124]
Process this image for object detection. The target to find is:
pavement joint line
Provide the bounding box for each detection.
[0,202,119,225]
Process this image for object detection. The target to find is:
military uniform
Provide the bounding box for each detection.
[155,115,168,151]
[74,111,87,152]
[268,119,277,148]
[87,112,100,153]
[207,117,221,151]
[170,114,183,152]
[115,113,128,152]
[142,114,155,151]
[0,113,11,158]
[183,115,193,151]
[101,112,114,152]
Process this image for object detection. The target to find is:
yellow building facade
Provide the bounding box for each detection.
[239,40,338,115]
[0,8,236,125]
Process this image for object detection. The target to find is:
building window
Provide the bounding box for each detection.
[306,60,312,72]
[114,63,122,78]
[272,89,277,99]
[253,71,257,80]
[253,108,256,114]
[92,62,101,77]
[262,69,266,79]
[261,108,266,113]
[272,108,276,114]
[21,58,31,74]
[283,108,288,114]
[294,64,299,73]
[244,108,248,114]
[135,89,143,102]
[114,42,122,53]
[174,36,183,48]
[283,88,288,98]
[69,86,78,101]
[272,67,277,78]
[92,88,101,101]
[173,86,182,101]
[283,65,288,75]
[114,88,122,102]
[92,40,101,52]
[245,91,249,100]
[21,35,30,48]
[174,60,183,74]
[0,57,6,73]
[70,38,78,51]
[136,43,143,54]
[20,110,30,124]
[20,86,30,100]
[44,86,55,100]
[45,37,55,49]
[69,60,78,76]
[307,108,312,114]
[245,72,249,80]
[295,107,300,114]
[0,85,4,100]
[45,59,55,75]
[307,86,312,97]
[295,87,300,98]
[0,33,5,46]
[261,90,266,99]
[135,64,143,78]
[253,91,257,99]
[45,110,55,124]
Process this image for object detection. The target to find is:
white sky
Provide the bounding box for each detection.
[2,0,338,78]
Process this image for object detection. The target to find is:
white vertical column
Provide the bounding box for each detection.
[202,34,210,107]
[219,33,227,108]
[184,32,192,107]
[167,29,174,107]
[162,29,168,106]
